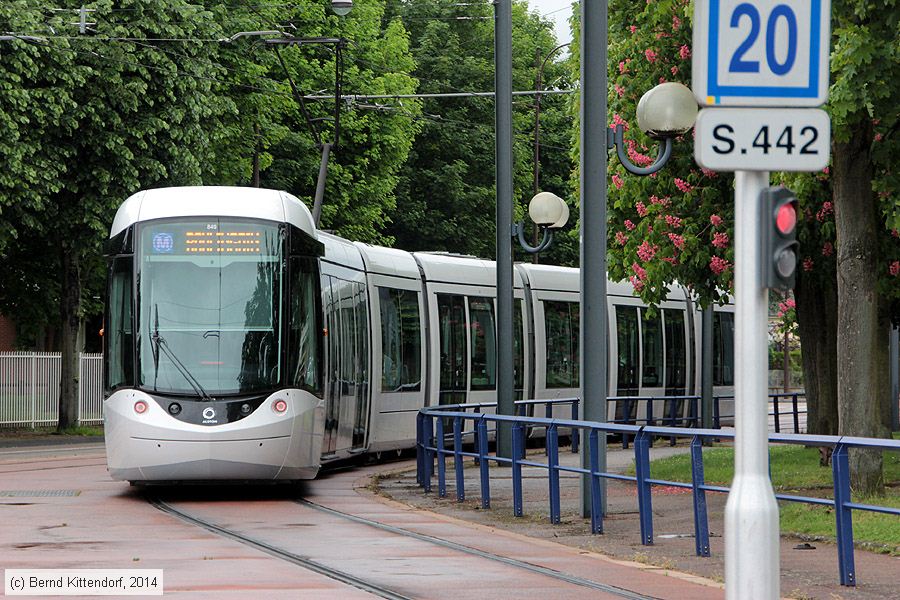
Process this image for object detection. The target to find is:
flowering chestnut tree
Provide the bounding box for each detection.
[604,0,735,309]
[579,0,898,494]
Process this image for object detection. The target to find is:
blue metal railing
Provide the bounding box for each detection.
[415,402,899,588]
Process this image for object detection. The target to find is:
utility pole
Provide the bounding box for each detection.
[579,0,609,516]
[494,0,515,458]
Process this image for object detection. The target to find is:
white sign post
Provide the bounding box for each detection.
[692,2,832,600]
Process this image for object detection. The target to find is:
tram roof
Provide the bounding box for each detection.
[109,186,317,239]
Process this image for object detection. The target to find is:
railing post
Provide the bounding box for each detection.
[832,443,856,587]
[690,436,711,557]
[668,398,678,446]
[622,398,633,449]
[589,429,603,534]
[773,394,781,433]
[436,417,447,498]
[416,412,424,485]
[547,424,561,524]
[713,396,721,429]
[544,402,552,456]
[423,416,434,493]
[477,418,491,508]
[647,398,655,449]
[511,422,525,517]
[454,416,465,502]
[792,393,800,433]
[634,430,654,545]
[570,399,580,453]
[31,352,36,430]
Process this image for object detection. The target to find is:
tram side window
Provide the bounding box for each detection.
[616,306,639,395]
[379,287,421,392]
[664,309,687,394]
[106,258,134,390]
[713,312,735,386]
[544,301,579,388]
[469,297,496,390]
[288,258,322,395]
[641,310,663,387]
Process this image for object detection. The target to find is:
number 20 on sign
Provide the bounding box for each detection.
[693,0,831,106]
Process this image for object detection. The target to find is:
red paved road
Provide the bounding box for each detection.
[0,445,724,599]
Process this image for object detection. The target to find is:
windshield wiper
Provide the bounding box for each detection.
[152,304,214,402]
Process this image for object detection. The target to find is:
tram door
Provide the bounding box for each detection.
[438,294,468,405]
[323,276,370,455]
[615,305,640,422]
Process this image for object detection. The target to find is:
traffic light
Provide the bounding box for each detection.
[761,186,799,290]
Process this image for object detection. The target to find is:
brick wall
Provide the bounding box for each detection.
[0,314,15,351]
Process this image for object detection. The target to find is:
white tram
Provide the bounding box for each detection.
[103,186,734,483]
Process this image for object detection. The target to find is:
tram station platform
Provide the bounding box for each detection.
[379,443,899,600]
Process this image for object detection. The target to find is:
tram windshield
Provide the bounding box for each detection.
[137,219,283,396]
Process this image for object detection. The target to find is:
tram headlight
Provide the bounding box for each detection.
[168,403,182,416]
[240,403,253,415]
[272,399,288,414]
[134,400,149,415]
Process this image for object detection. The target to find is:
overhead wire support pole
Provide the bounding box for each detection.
[494,0,515,460]
[579,0,609,517]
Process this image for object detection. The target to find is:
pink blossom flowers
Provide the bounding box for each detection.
[802,258,815,272]
[637,241,658,261]
[631,262,648,281]
[668,233,685,250]
[612,174,624,190]
[645,49,658,63]
[636,201,648,217]
[709,256,730,275]
[822,242,834,257]
[712,232,729,249]
[701,167,718,178]
[679,45,691,60]
[816,201,834,222]
[616,231,628,246]
[674,178,693,193]
[665,214,682,228]
[891,261,900,277]
[710,214,723,227]
[624,219,636,231]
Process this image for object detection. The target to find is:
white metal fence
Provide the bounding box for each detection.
[0,352,104,428]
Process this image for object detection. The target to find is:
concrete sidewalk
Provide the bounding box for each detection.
[377,443,900,600]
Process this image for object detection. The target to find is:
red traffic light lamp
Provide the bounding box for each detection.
[761,187,800,290]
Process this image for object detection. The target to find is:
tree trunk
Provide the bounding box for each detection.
[833,119,889,496]
[795,267,838,436]
[57,246,82,431]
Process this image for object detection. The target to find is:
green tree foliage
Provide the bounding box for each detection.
[1,0,231,428]
[386,0,575,262]
[208,1,421,244]
[0,1,421,432]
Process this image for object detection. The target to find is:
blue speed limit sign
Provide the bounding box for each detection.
[692,0,831,106]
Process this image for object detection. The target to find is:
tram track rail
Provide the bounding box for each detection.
[148,497,413,600]
[294,498,658,600]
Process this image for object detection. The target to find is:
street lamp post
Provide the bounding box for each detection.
[532,42,570,258]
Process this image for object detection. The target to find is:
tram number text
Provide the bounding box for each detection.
[711,124,819,156]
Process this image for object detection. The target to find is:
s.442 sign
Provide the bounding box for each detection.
[693,0,831,106]
[695,108,830,172]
